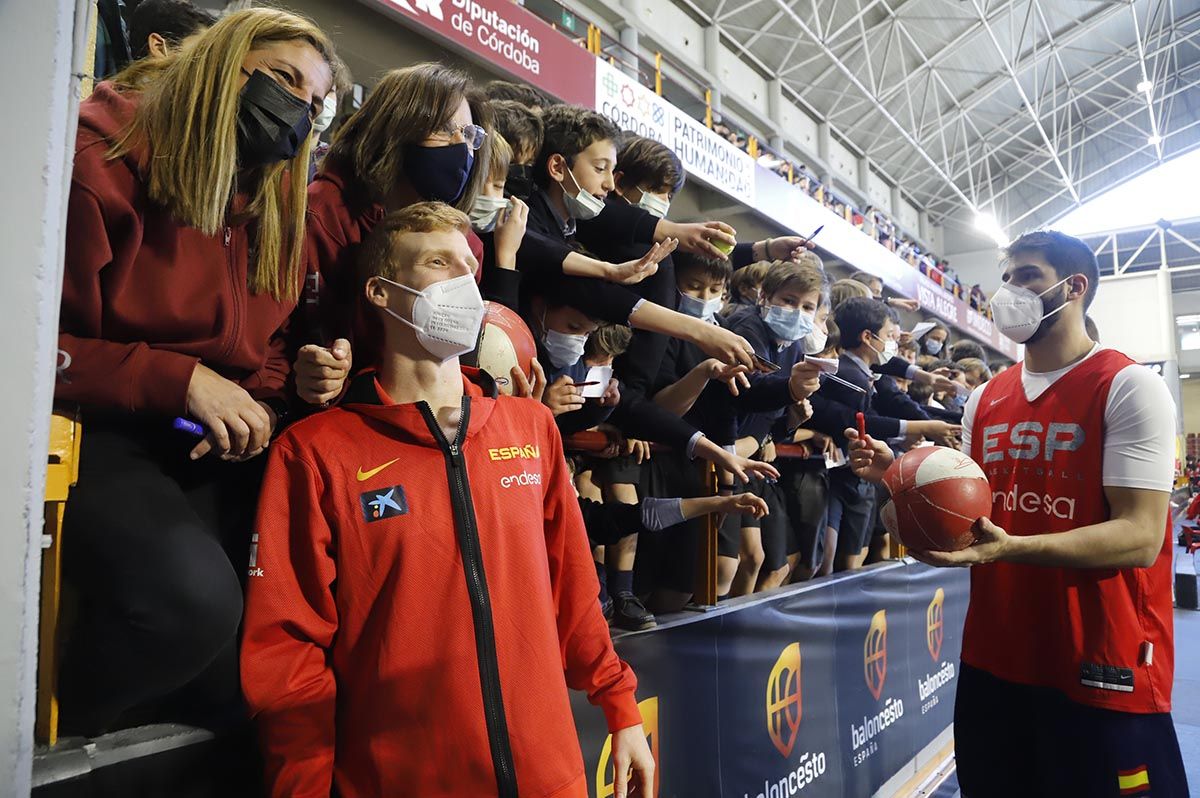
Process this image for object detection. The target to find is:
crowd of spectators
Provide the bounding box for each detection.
[54,1,1012,793]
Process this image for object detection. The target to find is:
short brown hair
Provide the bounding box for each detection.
[585,324,633,360]
[359,202,471,285]
[730,261,771,304]
[535,105,620,188]
[675,252,732,285]
[484,80,556,109]
[615,136,685,195]
[761,261,827,303]
[492,100,543,165]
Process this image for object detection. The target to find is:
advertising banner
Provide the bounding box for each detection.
[594,59,755,204]
[571,561,970,797]
[365,0,596,106]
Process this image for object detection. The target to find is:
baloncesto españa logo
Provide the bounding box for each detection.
[918,588,957,715]
[739,644,828,797]
[851,610,904,768]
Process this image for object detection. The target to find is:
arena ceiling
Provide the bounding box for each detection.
[673,0,1200,231]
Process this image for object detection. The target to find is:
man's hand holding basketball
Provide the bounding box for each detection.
[908,517,1011,568]
[845,427,893,483]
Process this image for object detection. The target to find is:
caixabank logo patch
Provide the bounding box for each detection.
[740,643,828,797]
[595,697,659,798]
[917,588,957,715]
[850,611,905,768]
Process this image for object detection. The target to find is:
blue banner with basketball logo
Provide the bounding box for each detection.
[570,561,970,797]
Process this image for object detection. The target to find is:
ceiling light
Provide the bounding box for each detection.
[1137,79,1153,95]
[974,211,1009,247]
[1182,374,1192,379]
[1148,134,1162,146]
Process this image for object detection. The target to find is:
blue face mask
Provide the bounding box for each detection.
[760,304,814,343]
[924,338,943,355]
[402,142,474,204]
[678,291,723,322]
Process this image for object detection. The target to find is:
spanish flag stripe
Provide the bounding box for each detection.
[1117,766,1150,795]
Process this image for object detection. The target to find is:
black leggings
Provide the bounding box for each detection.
[58,418,263,735]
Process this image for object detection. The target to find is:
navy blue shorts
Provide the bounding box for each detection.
[955,663,1188,798]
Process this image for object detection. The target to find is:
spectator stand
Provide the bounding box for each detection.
[564,431,721,607]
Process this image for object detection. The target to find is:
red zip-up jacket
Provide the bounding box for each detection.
[57,82,296,414]
[241,368,641,798]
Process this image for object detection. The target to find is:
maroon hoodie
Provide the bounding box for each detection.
[56,82,297,416]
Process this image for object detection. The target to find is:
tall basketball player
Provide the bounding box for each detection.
[849,230,1186,797]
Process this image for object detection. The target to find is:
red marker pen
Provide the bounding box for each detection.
[856,411,867,441]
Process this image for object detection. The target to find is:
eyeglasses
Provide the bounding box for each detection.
[432,122,488,152]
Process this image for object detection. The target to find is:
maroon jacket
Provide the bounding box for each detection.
[57,82,297,415]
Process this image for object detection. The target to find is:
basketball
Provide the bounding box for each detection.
[879,446,991,552]
[474,301,538,395]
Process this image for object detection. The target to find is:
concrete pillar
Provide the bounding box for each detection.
[919,210,931,245]
[0,0,84,792]
[618,24,639,80]
[767,78,783,136]
[891,185,903,219]
[703,25,722,110]
[857,156,871,194]
[817,123,833,186]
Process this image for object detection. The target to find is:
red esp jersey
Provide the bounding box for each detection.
[965,348,1174,714]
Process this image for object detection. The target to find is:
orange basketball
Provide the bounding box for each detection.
[475,302,537,395]
[879,446,992,552]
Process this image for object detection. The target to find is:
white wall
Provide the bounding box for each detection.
[897,197,920,234]
[715,43,769,118]
[866,170,891,212]
[0,0,84,792]
[1092,271,1177,364]
[945,246,1003,292]
[826,137,858,188]
[625,0,705,68]
[779,98,819,155]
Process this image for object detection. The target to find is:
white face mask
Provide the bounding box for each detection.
[635,190,670,218]
[803,324,828,355]
[869,333,898,365]
[542,328,589,369]
[991,277,1071,343]
[468,195,509,233]
[563,166,605,221]
[312,92,337,134]
[377,273,485,362]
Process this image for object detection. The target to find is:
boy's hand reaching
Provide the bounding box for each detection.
[845,427,894,483]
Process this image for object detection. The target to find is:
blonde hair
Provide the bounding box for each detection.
[326,63,491,212]
[830,278,871,309]
[109,8,338,302]
[359,202,471,284]
[488,132,513,183]
[761,261,827,302]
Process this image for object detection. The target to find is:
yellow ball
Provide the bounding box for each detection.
[713,238,736,256]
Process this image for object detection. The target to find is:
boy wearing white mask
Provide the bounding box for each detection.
[846,230,1184,798]
[470,131,529,311]
[242,202,657,798]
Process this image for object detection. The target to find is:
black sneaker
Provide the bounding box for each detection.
[601,594,614,620]
[612,592,656,631]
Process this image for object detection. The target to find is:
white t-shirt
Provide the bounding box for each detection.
[962,345,1177,492]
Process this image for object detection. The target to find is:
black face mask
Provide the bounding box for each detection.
[505,163,535,200]
[402,142,473,204]
[236,69,312,169]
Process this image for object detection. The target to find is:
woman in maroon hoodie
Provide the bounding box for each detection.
[54,8,338,734]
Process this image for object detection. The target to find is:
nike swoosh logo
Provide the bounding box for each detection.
[356,458,399,482]
[989,396,1008,407]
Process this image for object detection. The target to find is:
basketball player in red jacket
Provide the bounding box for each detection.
[848,231,1186,797]
[241,202,654,798]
